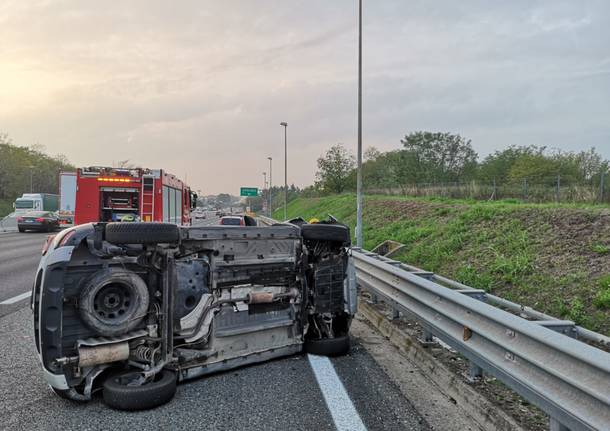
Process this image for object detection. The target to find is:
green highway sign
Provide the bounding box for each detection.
[240,187,259,197]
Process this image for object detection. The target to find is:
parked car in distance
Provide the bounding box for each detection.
[194,211,206,219]
[219,215,257,226]
[17,211,60,232]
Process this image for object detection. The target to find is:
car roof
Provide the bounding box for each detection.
[23,211,51,217]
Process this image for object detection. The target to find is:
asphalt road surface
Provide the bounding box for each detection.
[0,216,473,431]
[0,231,49,317]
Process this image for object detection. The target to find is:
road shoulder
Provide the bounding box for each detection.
[352,314,487,431]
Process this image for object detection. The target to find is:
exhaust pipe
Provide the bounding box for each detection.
[78,342,130,367]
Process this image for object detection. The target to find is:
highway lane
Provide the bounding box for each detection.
[0,231,49,315]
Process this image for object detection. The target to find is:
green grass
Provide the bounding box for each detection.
[594,276,610,310]
[0,199,13,218]
[277,194,610,335]
[591,244,610,255]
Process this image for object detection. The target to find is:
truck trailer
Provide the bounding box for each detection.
[58,172,77,225]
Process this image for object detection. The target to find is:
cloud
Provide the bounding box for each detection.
[1,0,609,193]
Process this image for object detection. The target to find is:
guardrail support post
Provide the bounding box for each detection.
[550,417,570,431]
[392,307,400,320]
[465,361,483,383]
[418,329,435,346]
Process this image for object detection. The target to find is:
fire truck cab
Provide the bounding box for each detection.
[74,167,195,226]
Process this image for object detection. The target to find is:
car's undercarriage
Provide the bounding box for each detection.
[33,221,356,409]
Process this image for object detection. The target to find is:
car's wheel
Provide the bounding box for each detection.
[18,227,25,233]
[304,335,350,356]
[300,224,350,245]
[102,369,177,411]
[105,222,180,244]
[79,268,150,336]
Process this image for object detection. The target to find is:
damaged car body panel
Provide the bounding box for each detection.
[33,221,355,408]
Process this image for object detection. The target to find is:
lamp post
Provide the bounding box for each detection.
[29,165,35,193]
[267,157,273,217]
[280,122,288,220]
[355,0,364,248]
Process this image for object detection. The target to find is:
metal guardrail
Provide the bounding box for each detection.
[0,213,17,232]
[257,215,278,226]
[367,240,610,348]
[353,248,610,431]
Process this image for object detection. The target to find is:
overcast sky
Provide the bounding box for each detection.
[1,1,609,194]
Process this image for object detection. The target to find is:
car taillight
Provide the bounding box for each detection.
[42,235,56,256]
[58,230,76,247]
[240,219,245,226]
[17,217,24,222]
[35,217,45,222]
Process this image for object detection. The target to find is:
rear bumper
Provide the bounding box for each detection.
[18,223,47,230]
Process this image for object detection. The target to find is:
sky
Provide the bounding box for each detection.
[1,0,609,194]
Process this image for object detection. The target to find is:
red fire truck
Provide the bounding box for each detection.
[74,167,196,225]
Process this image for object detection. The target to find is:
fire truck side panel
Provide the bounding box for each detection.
[74,168,191,225]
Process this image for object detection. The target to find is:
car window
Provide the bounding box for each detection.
[15,200,34,209]
[24,211,49,217]
[221,218,241,225]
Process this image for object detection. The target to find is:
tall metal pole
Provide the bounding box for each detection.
[29,166,35,193]
[280,122,288,220]
[356,0,363,248]
[268,157,273,217]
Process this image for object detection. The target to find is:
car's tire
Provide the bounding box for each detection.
[304,335,350,356]
[18,227,25,233]
[105,222,180,244]
[300,223,350,245]
[102,369,177,411]
[79,268,150,336]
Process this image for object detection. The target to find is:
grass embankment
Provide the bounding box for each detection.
[0,199,13,218]
[274,194,610,335]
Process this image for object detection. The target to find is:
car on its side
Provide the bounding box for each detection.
[32,218,355,410]
[17,211,60,232]
[219,215,257,226]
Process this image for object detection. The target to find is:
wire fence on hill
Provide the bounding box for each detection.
[366,174,609,204]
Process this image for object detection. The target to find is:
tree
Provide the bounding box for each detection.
[216,193,232,206]
[574,148,609,182]
[315,144,355,194]
[478,145,546,183]
[400,132,478,183]
[0,133,75,201]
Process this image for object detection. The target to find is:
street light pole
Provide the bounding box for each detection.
[29,165,35,193]
[280,122,288,220]
[267,157,273,217]
[262,171,267,215]
[356,0,364,248]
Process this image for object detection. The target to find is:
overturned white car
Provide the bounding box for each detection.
[32,219,356,410]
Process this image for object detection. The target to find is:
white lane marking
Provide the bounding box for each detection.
[0,291,31,305]
[307,354,367,431]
